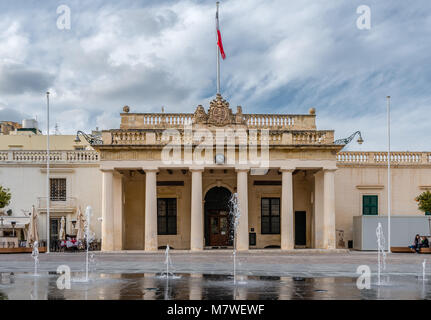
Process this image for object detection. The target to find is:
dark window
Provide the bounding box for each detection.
[50,178,66,201]
[363,195,378,215]
[261,198,280,234]
[157,198,177,235]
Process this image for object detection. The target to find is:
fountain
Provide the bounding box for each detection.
[72,206,95,283]
[31,241,39,277]
[84,206,95,282]
[160,245,175,279]
[376,223,387,286]
[422,259,427,282]
[90,253,96,273]
[229,193,240,286]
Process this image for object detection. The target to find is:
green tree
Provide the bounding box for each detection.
[415,191,431,214]
[0,186,11,209]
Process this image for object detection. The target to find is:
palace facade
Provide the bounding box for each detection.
[93,94,431,251]
[1,95,430,251]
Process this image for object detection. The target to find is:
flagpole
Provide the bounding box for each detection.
[46,91,50,253]
[216,1,220,94]
[387,96,391,254]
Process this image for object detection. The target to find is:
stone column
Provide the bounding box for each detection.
[281,169,294,250]
[112,171,123,251]
[190,168,204,251]
[314,171,324,249]
[101,169,114,251]
[144,169,158,251]
[236,169,249,251]
[323,169,336,249]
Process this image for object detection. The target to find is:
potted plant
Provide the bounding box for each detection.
[0,186,11,216]
[415,191,431,215]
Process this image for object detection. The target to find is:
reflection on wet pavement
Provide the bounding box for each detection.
[0,272,430,300]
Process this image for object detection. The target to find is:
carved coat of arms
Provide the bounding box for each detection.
[207,94,234,126]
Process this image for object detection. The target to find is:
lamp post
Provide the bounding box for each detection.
[71,220,77,235]
[387,96,391,253]
[0,217,4,237]
[46,91,50,253]
[11,221,16,237]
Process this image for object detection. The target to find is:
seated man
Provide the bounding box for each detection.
[420,236,429,249]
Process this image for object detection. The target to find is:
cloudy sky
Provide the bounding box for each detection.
[0,0,429,151]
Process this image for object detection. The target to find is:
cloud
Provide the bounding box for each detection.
[0,0,428,151]
[0,105,29,122]
[0,63,54,95]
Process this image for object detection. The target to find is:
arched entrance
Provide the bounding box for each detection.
[204,187,232,247]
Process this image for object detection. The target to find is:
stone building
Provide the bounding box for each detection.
[1,94,430,251]
[93,94,431,251]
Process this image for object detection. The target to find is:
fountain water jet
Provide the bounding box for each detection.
[422,259,427,282]
[31,241,39,277]
[376,223,387,286]
[72,206,95,283]
[229,193,240,286]
[160,245,174,278]
[84,206,94,282]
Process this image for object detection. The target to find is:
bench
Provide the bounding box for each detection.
[391,247,414,253]
[419,248,431,254]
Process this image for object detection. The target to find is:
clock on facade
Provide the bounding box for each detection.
[215,153,225,164]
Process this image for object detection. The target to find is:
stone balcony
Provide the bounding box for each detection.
[37,197,77,213]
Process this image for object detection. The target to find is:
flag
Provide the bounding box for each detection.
[216,6,226,60]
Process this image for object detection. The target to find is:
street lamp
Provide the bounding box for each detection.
[11,221,16,237]
[74,130,103,145]
[71,220,77,235]
[0,217,4,237]
[334,131,364,146]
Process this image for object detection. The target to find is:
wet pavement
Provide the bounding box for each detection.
[0,251,429,300]
[0,272,429,300]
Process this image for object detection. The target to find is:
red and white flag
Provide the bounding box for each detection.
[216,6,226,60]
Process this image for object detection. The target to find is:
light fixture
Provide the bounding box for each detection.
[11,221,16,237]
[334,131,364,146]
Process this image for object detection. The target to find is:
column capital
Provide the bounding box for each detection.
[279,167,295,173]
[143,167,159,173]
[113,170,123,178]
[322,167,337,173]
[235,167,250,173]
[100,168,114,173]
[189,167,205,172]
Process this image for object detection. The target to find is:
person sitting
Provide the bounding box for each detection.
[409,234,421,253]
[420,236,429,249]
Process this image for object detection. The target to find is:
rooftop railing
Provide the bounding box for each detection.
[0,150,99,163]
[337,151,431,165]
[120,113,316,130]
[108,129,335,145]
